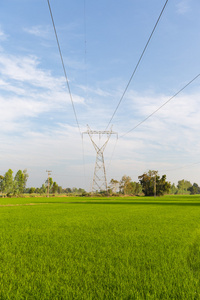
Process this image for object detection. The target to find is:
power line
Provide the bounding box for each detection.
[81,134,87,188]
[120,73,200,138]
[84,0,87,67]
[105,0,169,130]
[47,0,89,190]
[80,0,88,190]
[83,0,89,112]
[46,0,81,136]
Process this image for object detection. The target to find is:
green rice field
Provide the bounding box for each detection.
[0,195,200,299]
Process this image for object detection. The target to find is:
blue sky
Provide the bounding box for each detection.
[0,0,200,190]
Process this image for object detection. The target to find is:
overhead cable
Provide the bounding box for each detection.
[47,0,81,136]
[120,73,200,138]
[84,0,87,66]
[105,0,169,130]
[83,0,89,108]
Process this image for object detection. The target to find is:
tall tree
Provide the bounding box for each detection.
[14,169,29,194]
[109,179,119,193]
[177,180,192,194]
[23,169,29,189]
[170,183,178,194]
[138,170,171,196]
[188,183,200,195]
[46,177,53,191]
[138,172,152,196]
[14,170,24,194]
[29,187,36,194]
[2,169,14,195]
[57,186,62,194]
[40,184,47,194]
[52,182,58,194]
[65,188,72,194]
[0,175,4,193]
[126,181,142,195]
[120,175,131,194]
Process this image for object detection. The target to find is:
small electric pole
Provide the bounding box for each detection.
[46,170,52,197]
[154,171,158,197]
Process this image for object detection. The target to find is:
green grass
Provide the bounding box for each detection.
[1,195,200,299]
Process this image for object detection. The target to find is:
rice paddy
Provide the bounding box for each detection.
[0,195,200,299]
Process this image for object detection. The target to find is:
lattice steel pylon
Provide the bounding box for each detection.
[83,125,118,193]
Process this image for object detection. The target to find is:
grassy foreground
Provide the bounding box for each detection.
[0,195,200,299]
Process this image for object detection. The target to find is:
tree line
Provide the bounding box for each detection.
[27,179,86,196]
[0,169,86,197]
[109,170,170,196]
[109,170,200,196]
[0,169,28,197]
[1,168,200,197]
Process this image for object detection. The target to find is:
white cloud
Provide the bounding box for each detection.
[78,84,112,98]
[0,52,91,189]
[109,89,200,179]
[125,90,200,133]
[0,52,86,105]
[0,53,64,90]
[23,25,51,39]
[0,78,26,95]
[0,96,48,122]
[176,0,190,15]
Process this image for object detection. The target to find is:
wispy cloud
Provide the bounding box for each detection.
[0,26,8,41]
[0,95,48,123]
[0,46,87,145]
[176,0,190,15]
[78,84,113,98]
[118,90,200,163]
[0,47,87,186]
[0,53,63,89]
[23,25,51,39]
[0,52,86,103]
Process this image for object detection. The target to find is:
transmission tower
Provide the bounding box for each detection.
[83,125,118,193]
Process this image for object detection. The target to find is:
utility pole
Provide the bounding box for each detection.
[46,170,52,197]
[153,171,158,197]
[83,125,118,193]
